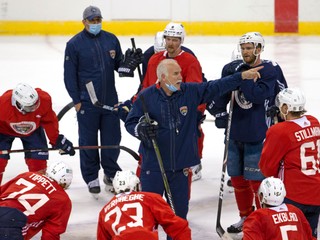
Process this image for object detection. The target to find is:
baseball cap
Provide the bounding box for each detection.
[83,6,102,21]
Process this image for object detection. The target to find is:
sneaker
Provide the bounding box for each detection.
[191,163,202,182]
[227,217,246,233]
[103,175,113,186]
[88,178,101,194]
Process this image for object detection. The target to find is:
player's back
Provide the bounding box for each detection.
[243,203,313,240]
[0,172,71,238]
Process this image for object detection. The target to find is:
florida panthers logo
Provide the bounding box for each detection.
[180,106,188,116]
[235,90,252,109]
[109,50,116,59]
[10,121,36,135]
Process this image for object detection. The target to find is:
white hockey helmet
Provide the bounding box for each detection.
[154,31,166,53]
[259,177,286,206]
[239,32,265,53]
[163,22,185,43]
[113,170,140,194]
[46,161,73,189]
[275,88,306,112]
[231,48,242,61]
[12,83,40,113]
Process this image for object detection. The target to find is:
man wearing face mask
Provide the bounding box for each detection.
[125,59,263,240]
[63,6,142,198]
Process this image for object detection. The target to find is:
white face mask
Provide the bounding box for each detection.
[88,23,102,35]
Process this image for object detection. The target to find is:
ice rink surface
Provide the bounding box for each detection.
[0,35,320,239]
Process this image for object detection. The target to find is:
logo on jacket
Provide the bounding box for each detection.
[10,121,36,135]
[235,89,252,109]
[180,106,188,116]
[109,50,116,59]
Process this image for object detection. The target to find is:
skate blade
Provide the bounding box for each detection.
[91,193,100,200]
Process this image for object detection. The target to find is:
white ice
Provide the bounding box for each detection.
[0,35,320,239]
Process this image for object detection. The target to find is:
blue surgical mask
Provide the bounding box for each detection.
[88,23,102,35]
[165,79,179,92]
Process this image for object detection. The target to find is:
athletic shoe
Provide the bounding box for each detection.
[88,178,101,194]
[191,163,202,182]
[103,175,113,186]
[227,217,246,233]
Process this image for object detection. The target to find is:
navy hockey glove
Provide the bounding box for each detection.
[135,116,159,143]
[197,111,206,137]
[118,48,143,77]
[266,105,280,118]
[215,111,229,129]
[55,134,75,156]
[113,100,133,122]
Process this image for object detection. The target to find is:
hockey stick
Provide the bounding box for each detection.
[57,102,74,121]
[85,81,114,111]
[0,145,140,161]
[216,91,235,240]
[139,94,176,213]
[130,38,143,84]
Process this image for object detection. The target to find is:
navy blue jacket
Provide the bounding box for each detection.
[64,29,123,106]
[213,60,285,142]
[125,72,244,171]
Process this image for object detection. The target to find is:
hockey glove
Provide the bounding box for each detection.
[135,116,159,144]
[266,105,280,118]
[197,111,206,137]
[55,134,75,156]
[113,100,133,122]
[118,48,143,77]
[214,111,229,129]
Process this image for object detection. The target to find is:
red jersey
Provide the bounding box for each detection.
[0,89,59,145]
[0,172,72,240]
[259,115,320,205]
[142,50,203,89]
[243,203,313,240]
[97,191,191,240]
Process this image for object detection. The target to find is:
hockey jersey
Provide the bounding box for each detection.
[0,172,72,239]
[0,89,59,145]
[260,115,320,205]
[243,203,313,240]
[97,191,191,240]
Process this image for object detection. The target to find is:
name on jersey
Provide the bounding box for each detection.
[104,193,144,212]
[272,212,298,224]
[294,126,320,142]
[29,173,57,194]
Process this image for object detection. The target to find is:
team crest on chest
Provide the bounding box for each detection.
[109,50,116,59]
[180,106,188,116]
[10,121,36,135]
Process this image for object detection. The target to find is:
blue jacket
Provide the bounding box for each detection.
[214,60,282,142]
[64,29,123,106]
[125,72,244,171]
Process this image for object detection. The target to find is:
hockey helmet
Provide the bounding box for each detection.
[154,31,166,53]
[259,177,286,206]
[113,170,140,194]
[46,161,73,189]
[12,83,40,113]
[275,88,306,112]
[239,32,265,53]
[163,22,185,43]
[231,48,243,61]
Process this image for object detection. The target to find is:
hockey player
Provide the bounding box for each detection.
[125,59,263,240]
[207,32,287,234]
[0,83,75,184]
[97,170,191,240]
[259,88,320,238]
[243,177,314,240]
[0,161,73,239]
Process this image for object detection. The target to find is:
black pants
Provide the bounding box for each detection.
[0,207,27,240]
